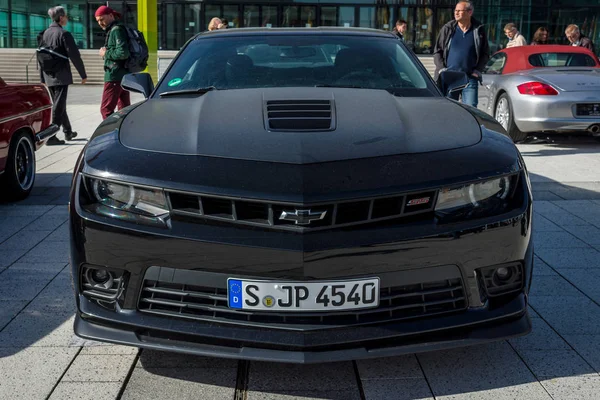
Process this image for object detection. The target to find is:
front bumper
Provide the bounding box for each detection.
[75,294,530,363]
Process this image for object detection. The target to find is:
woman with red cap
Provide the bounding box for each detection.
[95,5,131,119]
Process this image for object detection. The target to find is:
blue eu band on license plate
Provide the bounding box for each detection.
[227,277,380,312]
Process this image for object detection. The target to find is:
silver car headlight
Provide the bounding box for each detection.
[435,175,518,220]
[81,177,169,227]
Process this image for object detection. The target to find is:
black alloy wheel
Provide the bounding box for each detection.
[1,132,36,201]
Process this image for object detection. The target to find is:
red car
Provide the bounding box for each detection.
[0,76,58,200]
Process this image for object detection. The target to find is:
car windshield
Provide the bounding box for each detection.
[528,52,597,68]
[155,33,433,96]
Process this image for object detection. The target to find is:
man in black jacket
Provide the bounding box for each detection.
[433,1,489,107]
[39,6,87,145]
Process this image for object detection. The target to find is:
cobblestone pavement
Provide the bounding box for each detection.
[2,87,600,399]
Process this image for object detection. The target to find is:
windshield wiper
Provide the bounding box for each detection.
[314,84,372,89]
[159,86,217,97]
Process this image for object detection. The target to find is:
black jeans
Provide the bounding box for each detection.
[48,85,72,134]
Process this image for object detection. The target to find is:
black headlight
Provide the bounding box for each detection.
[435,174,520,222]
[80,175,170,227]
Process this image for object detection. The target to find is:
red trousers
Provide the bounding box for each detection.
[101,82,131,120]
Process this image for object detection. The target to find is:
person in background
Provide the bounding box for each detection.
[394,20,407,41]
[95,5,131,120]
[504,23,527,47]
[39,6,87,145]
[208,17,222,31]
[531,27,549,45]
[433,1,489,107]
[219,18,229,29]
[565,24,595,53]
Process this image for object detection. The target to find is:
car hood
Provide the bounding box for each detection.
[526,68,600,92]
[119,87,482,164]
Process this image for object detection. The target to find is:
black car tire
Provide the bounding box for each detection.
[495,94,527,143]
[1,131,36,201]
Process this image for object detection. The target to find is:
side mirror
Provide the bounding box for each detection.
[438,70,469,97]
[121,73,154,98]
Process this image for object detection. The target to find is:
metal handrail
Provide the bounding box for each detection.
[25,51,37,84]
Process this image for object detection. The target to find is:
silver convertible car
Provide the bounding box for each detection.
[478,45,600,142]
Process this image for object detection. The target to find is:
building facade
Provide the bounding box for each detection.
[1,0,599,55]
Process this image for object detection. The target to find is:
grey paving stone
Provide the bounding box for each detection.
[532,256,558,276]
[121,367,236,400]
[417,342,551,400]
[248,362,357,391]
[562,224,600,245]
[533,231,590,249]
[563,335,600,373]
[0,216,37,241]
[0,205,53,217]
[0,313,75,348]
[7,262,67,273]
[529,296,600,335]
[532,214,563,232]
[23,271,75,315]
[529,275,583,298]
[553,200,600,218]
[50,194,70,206]
[557,269,600,304]
[138,349,237,369]
[535,247,600,270]
[45,222,69,242]
[551,189,600,201]
[356,355,423,379]
[532,191,564,201]
[22,214,69,231]
[361,379,434,400]
[49,382,122,400]
[79,343,139,355]
[0,249,26,267]
[533,201,587,226]
[247,390,362,400]
[0,268,57,301]
[0,300,29,329]
[62,354,136,382]
[538,375,600,400]
[0,229,52,250]
[19,240,70,263]
[518,349,595,378]
[16,194,62,206]
[0,347,78,400]
[509,316,570,351]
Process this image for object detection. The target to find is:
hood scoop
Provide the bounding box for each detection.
[265,100,335,131]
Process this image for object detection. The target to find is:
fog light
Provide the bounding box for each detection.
[91,269,110,284]
[495,267,512,281]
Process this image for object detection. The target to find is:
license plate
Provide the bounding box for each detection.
[227,277,380,311]
[576,103,600,116]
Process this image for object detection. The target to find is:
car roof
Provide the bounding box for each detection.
[194,27,397,40]
[496,45,600,74]
[500,44,597,56]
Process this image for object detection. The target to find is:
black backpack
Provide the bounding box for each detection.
[36,30,69,74]
[108,25,149,73]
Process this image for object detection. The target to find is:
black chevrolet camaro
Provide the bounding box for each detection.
[69,28,533,363]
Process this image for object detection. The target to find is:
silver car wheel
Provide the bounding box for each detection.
[495,98,510,131]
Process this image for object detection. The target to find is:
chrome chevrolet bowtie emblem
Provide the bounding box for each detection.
[279,209,327,225]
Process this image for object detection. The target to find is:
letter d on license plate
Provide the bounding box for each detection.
[227,277,379,311]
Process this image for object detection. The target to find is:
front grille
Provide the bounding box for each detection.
[138,278,466,329]
[167,190,437,231]
[265,100,335,131]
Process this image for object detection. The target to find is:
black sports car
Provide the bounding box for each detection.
[70,28,533,364]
